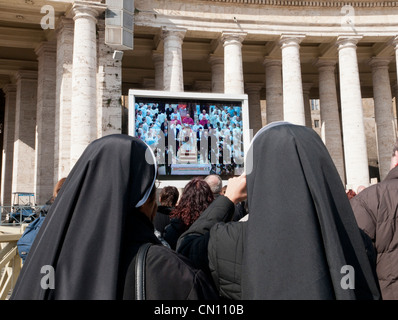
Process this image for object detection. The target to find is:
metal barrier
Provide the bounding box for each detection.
[1,206,44,226]
[0,232,22,300]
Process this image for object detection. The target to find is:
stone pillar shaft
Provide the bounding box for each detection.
[13,71,37,194]
[35,41,57,204]
[263,58,283,123]
[152,51,164,91]
[97,18,122,137]
[209,55,224,93]
[70,5,100,165]
[55,17,74,182]
[280,35,305,125]
[162,28,186,92]
[1,85,16,206]
[315,59,345,184]
[222,32,246,95]
[302,83,313,128]
[245,83,263,135]
[369,57,396,181]
[337,36,369,189]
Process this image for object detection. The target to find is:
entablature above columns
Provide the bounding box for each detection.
[202,0,398,7]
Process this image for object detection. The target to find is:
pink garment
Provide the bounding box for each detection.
[183,117,194,125]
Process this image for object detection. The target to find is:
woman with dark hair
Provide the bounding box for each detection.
[11,134,217,300]
[153,186,179,235]
[163,177,214,250]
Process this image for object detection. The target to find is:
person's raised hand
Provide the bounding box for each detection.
[224,174,247,204]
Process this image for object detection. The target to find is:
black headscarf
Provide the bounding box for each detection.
[11,134,157,299]
[241,122,380,299]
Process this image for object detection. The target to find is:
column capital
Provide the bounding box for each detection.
[279,34,305,49]
[69,1,106,22]
[393,36,398,49]
[313,58,337,70]
[35,40,57,57]
[245,82,264,94]
[336,35,363,51]
[208,54,224,66]
[56,17,74,34]
[2,84,17,95]
[15,70,38,82]
[263,56,282,67]
[368,57,392,69]
[221,32,247,47]
[302,83,313,95]
[161,27,187,42]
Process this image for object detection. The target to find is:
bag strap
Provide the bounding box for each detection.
[135,243,153,300]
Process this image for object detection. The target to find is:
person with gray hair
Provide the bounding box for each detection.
[204,174,223,196]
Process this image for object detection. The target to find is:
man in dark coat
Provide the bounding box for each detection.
[11,135,217,300]
[350,139,398,300]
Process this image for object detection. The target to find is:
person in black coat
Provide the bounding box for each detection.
[11,134,217,300]
[177,122,381,300]
[153,186,179,234]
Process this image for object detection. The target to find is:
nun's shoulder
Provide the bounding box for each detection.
[146,244,200,276]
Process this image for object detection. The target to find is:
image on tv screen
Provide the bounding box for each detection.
[134,98,244,177]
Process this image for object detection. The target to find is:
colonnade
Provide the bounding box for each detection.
[1,1,398,204]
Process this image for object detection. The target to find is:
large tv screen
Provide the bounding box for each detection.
[129,90,250,181]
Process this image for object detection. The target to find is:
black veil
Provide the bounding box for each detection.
[241,122,380,299]
[11,134,157,299]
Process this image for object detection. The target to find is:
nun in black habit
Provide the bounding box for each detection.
[177,122,380,300]
[11,134,217,300]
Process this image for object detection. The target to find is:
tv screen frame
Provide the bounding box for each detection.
[128,89,251,189]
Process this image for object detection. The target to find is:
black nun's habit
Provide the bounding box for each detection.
[11,134,217,300]
[241,122,380,299]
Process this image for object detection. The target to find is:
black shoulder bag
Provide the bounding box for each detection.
[135,243,153,300]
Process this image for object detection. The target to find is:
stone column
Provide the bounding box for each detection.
[208,55,224,93]
[70,4,101,166]
[97,18,122,138]
[263,58,283,123]
[221,32,246,95]
[279,35,305,125]
[393,36,398,124]
[369,57,396,181]
[245,83,263,134]
[336,35,369,189]
[162,28,186,92]
[315,59,345,184]
[12,71,37,195]
[394,36,398,87]
[302,83,313,128]
[35,41,57,204]
[152,51,164,91]
[55,17,74,183]
[194,81,211,93]
[1,85,16,206]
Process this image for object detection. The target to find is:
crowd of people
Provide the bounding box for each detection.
[11,121,398,300]
[135,102,245,176]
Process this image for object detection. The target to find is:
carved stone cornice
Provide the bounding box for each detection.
[204,0,398,7]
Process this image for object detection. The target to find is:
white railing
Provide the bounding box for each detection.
[0,232,23,300]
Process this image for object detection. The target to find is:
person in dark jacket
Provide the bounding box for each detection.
[177,122,381,300]
[350,138,398,300]
[11,134,218,300]
[164,177,214,250]
[153,185,179,234]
